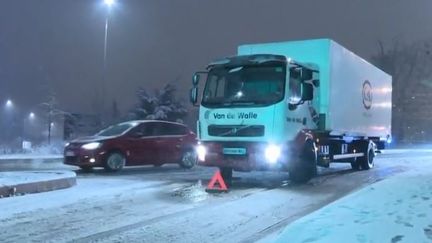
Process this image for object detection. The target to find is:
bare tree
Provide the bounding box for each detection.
[371,39,432,143]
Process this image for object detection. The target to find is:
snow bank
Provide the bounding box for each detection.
[276,165,432,242]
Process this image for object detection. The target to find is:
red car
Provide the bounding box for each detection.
[64,120,198,171]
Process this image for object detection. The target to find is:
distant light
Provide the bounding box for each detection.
[50,122,55,127]
[29,112,35,119]
[5,99,13,108]
[104,0,115,7]
[235,91,243,98]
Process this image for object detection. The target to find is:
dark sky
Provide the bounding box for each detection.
[1,0,431,115]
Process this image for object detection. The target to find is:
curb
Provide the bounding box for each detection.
[0,171,76,197]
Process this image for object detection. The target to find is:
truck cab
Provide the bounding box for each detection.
[191,54,319,183]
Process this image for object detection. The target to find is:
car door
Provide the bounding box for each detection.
[125,123,160,165]
[155,123,187,163]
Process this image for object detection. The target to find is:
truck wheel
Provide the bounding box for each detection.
[104,152,126,172]
[219,167,233,186]
[289,140,317,183]
[358,141,375,170]
[350,158,361,170]
[178,149,197,169]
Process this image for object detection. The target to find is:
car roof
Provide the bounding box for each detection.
[119,120,188,128]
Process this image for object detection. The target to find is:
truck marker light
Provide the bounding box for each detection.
[265,145,281,164]
[197,145,207,161]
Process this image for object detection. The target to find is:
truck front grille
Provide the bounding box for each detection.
[208,125,264,137]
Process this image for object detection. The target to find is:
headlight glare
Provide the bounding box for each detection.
[81,142,101,150]
[196,145,207,161]
[265,144,281,164]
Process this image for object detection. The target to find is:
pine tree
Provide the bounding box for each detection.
[130,83,188,122]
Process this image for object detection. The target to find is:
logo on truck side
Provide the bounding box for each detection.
[362,80,373,110]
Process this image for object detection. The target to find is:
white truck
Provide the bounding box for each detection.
[190,39,392,183]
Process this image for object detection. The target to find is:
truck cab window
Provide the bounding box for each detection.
[289,67,302,104]
[202,65,286,107]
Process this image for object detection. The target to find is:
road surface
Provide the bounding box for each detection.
[0,149,430,242]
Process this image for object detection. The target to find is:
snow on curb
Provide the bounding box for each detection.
[0,171,76,197]
[275,167,432,243]
[0,154,63,160]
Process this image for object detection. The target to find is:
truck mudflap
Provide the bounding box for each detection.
[197,141,298,172]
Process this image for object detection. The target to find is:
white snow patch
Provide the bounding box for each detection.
[275,163,432,243]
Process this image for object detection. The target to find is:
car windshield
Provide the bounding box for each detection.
[201,65,286,107]
[96,123,135,136]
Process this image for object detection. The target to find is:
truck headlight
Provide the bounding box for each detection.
[196,145,207,161]
[265,144,281,164]
[81,142,102,150]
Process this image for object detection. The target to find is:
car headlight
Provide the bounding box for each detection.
[265,144,282,164]
[81,142,102,150]
[196,145,207,161]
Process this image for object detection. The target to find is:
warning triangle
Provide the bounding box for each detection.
[205,170,228,193]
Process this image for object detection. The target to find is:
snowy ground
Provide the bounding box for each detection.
[0,149,430,242]
[275,153,432,243]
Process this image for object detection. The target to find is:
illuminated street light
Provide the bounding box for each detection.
[104,0,115,7]
[29,112,35,119]
[5,99,13,108]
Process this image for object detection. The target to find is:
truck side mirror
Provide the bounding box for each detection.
[301,69,313,80]
[190,87,198,105]
[192,73,200,86]
[302,83,313,101]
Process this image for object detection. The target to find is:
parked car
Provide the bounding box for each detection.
[64,120,198,171]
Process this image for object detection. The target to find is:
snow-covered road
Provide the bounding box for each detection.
[0,149,429,242]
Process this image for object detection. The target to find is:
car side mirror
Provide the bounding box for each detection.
[302,83,313,101]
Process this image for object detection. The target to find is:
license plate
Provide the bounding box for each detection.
[223,148,247,155]
[65,151,75,156]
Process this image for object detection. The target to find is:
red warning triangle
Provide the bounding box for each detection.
[206,170,228,193]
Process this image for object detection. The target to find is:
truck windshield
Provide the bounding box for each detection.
[202,65,286,107]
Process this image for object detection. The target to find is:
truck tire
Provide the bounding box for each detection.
[289,140,317,183]
[219,167,233,186]
[350,158,361,170]
[358,141,375,170]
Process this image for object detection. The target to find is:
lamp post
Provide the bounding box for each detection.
[102,0,116,116]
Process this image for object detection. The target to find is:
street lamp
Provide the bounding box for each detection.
[29,112,35,119]
[5,99,13,108]
[101,0,116,115]
[104,0,115,7]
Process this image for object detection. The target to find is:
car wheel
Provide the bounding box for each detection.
[104,152,126,172]
[178,149,197,169]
